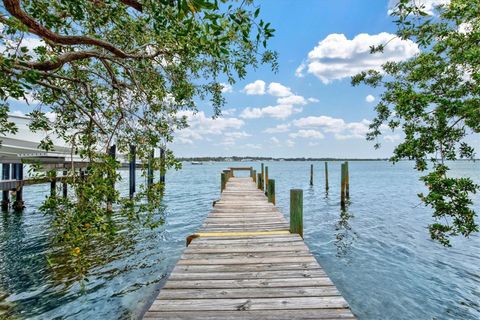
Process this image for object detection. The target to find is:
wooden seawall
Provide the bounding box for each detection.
[144,175,356,319]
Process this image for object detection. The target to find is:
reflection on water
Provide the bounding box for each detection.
[0,161,479,319]
[335,207,357,260]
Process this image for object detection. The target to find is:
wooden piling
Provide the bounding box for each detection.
[310,164,313,186]
[325,162,329,193]
[1,163,10,211]
[147,149,154,187]
[221,173,226,192]
[50,171,57,198]
[261,163,265,190]
[107,145,116,212]
[252,170,257,183]
[257,173,262,189]
[160,148,166,183]
[265,166,269,193]
[12,163,24,211]
[267,179,276,205]
[129,145,136,197]
[340,163,346,208]
[290,189,303,238]
[345,161,350,199]
[62,170,68,198]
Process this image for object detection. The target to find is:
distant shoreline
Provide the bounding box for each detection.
[177,157,478,162]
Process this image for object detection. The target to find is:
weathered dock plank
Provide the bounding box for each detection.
[143,176,356,319]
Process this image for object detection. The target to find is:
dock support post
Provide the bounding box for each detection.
[252,170,256,183]
[50,171,57,198]
[265,166,269,194]
[1,163,10,211]
[261,163,264,191]
[62,170,68,198]
[290,189,303,238]
[147,149,154,187]
[325,162,329,193]
[341,163,346,208]
[129,145,136,198]
[345,161,350,199]
[221,173,227,192]
[160,148,166,184]
[107,145,116,212]
[12,163,24,212]
[310,164,313,186]
[257,173,262,189]
[267,179,275,205]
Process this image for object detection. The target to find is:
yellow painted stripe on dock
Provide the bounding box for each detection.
[186,230,290,246]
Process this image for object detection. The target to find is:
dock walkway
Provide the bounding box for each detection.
[144,176,356,319]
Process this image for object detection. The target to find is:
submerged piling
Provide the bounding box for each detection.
[12,163,24,211]
[62,170,68,198]
[345,161,350,199]
[340,163,346,208]
[129,145,136,198]
[160,148,166,184]
[310,164,313,186]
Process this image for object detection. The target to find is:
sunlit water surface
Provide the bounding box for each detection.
[0,161,479,319]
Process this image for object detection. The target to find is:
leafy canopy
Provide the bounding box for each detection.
[0,0,276,277]
[352,0,479,246]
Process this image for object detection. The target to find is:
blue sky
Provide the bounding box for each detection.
[172,0,421,158]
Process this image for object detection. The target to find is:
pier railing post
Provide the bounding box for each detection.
[1,163,10,211]
[267,179,275,204]
[257,173,262,189]
[252,170,257,183]
[261,163,264,191]
[290,189,303,238]
[325,162,329,193]
[265,166,269,194]
[310,164,313,186]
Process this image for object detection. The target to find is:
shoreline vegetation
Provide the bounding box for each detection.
[177,157,479,162]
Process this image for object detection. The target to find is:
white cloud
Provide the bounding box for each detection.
[297,32,419,84]
[308,97,319,103]
[267,82,292,97]
[222,108,236,116]
[240,105,302,120]
[388,0,449,15]
[365,94,376,103]
[286,139,295,147]
[176,111,244,144]
[263,123,291,134]
[243,80,266,95]
[289,129,325,139]
[244,143,261,149]
[277,94,308,106]
[383,134,401,142]
[270,137,281,145]
[220,83,233,93]
[293,115,371,140]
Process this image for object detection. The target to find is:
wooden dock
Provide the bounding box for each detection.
[144,175,356,319]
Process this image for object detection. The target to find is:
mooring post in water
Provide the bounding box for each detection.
[253,170,257,183]
[257,173,262,189]
[290,189,303,238]
[340,163,346,208]
[62,170,68,198]
[107,145,116,212]
[221,172,227,192]
[129,145,136,198]
[1,163,10,211]
[50,171,57,198]
[310,164,314,186]
[12,163,24,212]
[160,148,166,184]
[345,161,350,199]
[325,162,329,193]
[261,163,265,191]
[147,149,154,187]
[267,179,275,205]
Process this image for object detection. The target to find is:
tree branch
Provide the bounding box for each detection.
[119,0,143,12]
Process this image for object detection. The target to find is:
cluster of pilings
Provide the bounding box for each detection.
[308,162,350,208]
[1,163,25,211]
